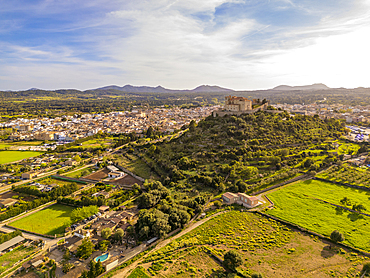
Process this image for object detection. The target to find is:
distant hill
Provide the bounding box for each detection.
[96,84,234,93]
[272,83,330,91]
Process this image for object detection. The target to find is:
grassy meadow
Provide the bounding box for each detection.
[0,150,43,164]
[136,211,368,277]
[267,180,370,251]
[10,204,74,235]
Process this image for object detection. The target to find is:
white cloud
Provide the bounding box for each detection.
[2,0,370,90]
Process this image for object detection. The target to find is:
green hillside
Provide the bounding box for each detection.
[121,111,346,194]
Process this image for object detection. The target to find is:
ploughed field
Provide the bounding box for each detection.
[130,211,369,278]
[267,179,370,252]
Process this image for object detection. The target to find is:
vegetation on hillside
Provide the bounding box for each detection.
[131,112,346,195]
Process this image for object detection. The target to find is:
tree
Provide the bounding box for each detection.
[189,120,197,132]
[352,203,366,213]
[330,230,344,244]
[146,126,155,138]
[101,227,112,240]
[340,197,351,206]
[251,273,264,278]
[62,262,74,273]
[223,250,243,271]
[362,262,370,275]
[98,240,110,252]
[63,249,71,261]
[76,239,95,259]
[213,200,222,208]
[113,228,125,243]
[303,158,313,168]
[73,155,81,162]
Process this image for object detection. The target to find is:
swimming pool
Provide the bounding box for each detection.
[94,253,109,262]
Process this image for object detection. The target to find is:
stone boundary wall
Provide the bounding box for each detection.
[251,174,308,196]
[5,225,57,239]
[313,177,370,192]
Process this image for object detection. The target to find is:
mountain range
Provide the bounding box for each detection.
[272,83,330,91]
[96,84,234,93]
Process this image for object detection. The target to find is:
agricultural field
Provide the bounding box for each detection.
[267,179,370,251]
[65,167,95,179]
[34,176,81,187]
[0,141,44,150]
[317,165,370,188]
[70,138,114,150]
[0,151,43,164]
[136,211,368,277]
[0,245,36,274]
[10,204,74,236]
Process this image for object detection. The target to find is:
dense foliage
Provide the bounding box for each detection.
[0,230,22,245]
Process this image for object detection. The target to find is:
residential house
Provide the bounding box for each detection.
[21,171,38,180]
[222,192,262,208]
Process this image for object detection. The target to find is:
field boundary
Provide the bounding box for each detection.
[256,210,370,257]
[313,177,370,192]
[4,224,57,239]
[251,174,309,196]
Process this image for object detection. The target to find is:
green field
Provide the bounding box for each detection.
[0,150,43,164]
[127,267,150,278]
[65,167,95,178]
[267,179,370,251]
[0,245,36,274]
[10,204,74,235]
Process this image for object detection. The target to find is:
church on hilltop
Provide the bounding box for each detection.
[213,95,272,117]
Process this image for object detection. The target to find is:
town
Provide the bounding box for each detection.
[0,106,219,143]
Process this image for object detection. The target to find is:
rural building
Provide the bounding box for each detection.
[108,171,125,178]
[0,198,18,208]
[93,191,110,199]
[21,171,38,180]
[65,159,78,166]
[99,205,110,213]
[74,229,91,239]
[0,235,26,253]
[222,192,262,208]
[222,192,239,203]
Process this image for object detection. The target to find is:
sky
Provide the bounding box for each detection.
[1,0,370,91]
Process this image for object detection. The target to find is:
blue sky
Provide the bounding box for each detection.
[1,0,370,91]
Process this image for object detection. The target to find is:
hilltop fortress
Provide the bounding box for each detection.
[213,96,278,117]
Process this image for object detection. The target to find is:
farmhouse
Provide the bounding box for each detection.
[108,171,125,179]
[222,192,262,208]
[65,159,78,166]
